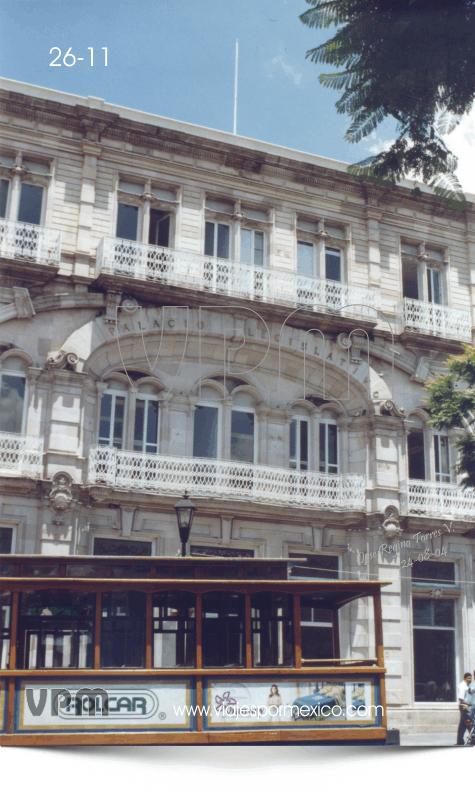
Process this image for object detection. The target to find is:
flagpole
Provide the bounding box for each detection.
[233,39,238,135]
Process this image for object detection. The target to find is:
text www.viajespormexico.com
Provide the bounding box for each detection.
[173,704,384,719]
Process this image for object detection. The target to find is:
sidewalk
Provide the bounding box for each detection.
[400,732,471,747]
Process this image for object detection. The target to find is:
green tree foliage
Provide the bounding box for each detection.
[426,346,475,487]
[300,0,475,209]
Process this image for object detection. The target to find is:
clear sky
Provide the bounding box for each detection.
[0,0,398,164]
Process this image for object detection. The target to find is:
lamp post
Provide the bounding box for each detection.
[174,491,196,557]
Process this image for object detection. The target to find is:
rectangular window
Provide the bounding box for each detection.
[116,203,139,241]
[93,537,152,556]
[300,595,334,662]
[407,429,425,480]
[205,221,230,259]
[427,268,442,304]
[193,405,219,458]
[17,184,43,225]
[134,398,159,454]
[0,179,9,218]
[413,597,455,702]
[0,373,26,434]
[289,418,308,470]
[149,209,170,247]
[319,423,338,474]
[434,435,450,483]
[297,240,314,276]
[412,560,455,586]
[202,592,245,667]
[251,592,294,667]
[241,228,264,266]
[190,545,255,558]
[231,410,255,463]
[101,591,146,668]
[402,259,419,300]
[325,247,341,282]
[19,590,94,670]
[98,392,126,448]
[153,591,196,668]
[289,553,339,580]
[0,528,13,554]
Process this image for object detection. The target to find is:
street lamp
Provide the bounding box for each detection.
[174,491,196,557]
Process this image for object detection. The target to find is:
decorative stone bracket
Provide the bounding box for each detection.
[46,350,79,371]
[379,400,406,418]
[0,287,35,324]
[103,291,122,324]
[381,506,402,539]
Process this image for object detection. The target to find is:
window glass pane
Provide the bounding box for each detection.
[402,260,419,299]
[193,405,218,458]
[23,160,50,175]
[319,423,326,471]
[206,197,234,213]
[325,247,341,281]
[297,241,313,276]
[151,186,176,201]
[133,399,145,451]
[289,553,339,580]
[0,374,25,433]
[116,203,138,241]
[243,206,268,222]
[300,595,333,661]
[254,231,264,266]
[0,179,8,218]
[240,228,252,264]
[153,591,196,668]
[98,393,112,444]
[149,209,170,247]
[19,590,94,670]
[231,410,254,463]
[17,184,43,224]
[101,591,146,668]
[435,435,450,482]
[146,400,159,451]
[289,420,296,461]
[413,628,455,702]
[413,599,432,626]
[205,221,215,256]
[328,424,338,469]
[202,592,245,667]
[112,396,125,448]
[412,561,455,585]
[93,538,152,556]
[433,600,455,628]
[217,224,230,259]
[0,528,13,554]
[407,430,425,480]
[251,592,294,667]
[428,268,442,304]
[300,421,308,464]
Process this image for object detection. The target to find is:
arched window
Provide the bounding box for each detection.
[319,408,338,474]
[290,407,310,471]
[98,379,127,448]
[231,391,257,464]
[193,386,221,459]
[0,356,27,434]
[133,382,160,454]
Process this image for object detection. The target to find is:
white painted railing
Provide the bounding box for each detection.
[0,219,61,266]
[0,432,44,478]
[397,297,471,342]
[96,238,376,319]
[401,479,475,520]
[88,446,366,510]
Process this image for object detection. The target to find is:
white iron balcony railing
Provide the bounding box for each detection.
[0,431,44,478]
[397,297,471,342]
[0,219,61,267]
[401,479,475,520]
[88,446,366,511]
[96,238,377,319]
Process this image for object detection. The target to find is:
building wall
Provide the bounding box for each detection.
[1,78,475,734]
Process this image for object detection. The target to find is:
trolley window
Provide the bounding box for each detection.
[101,591,146,668]
[251,592,294,667]
[202,592,245,667]
[153,591,196,668]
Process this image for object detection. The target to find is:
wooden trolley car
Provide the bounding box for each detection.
[0,555,388,745]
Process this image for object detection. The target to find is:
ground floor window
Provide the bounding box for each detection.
[93,537,152,556]
[0,527,13,554]
[413,597,456,702]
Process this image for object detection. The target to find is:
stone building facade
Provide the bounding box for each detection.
[1,77,474,735]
